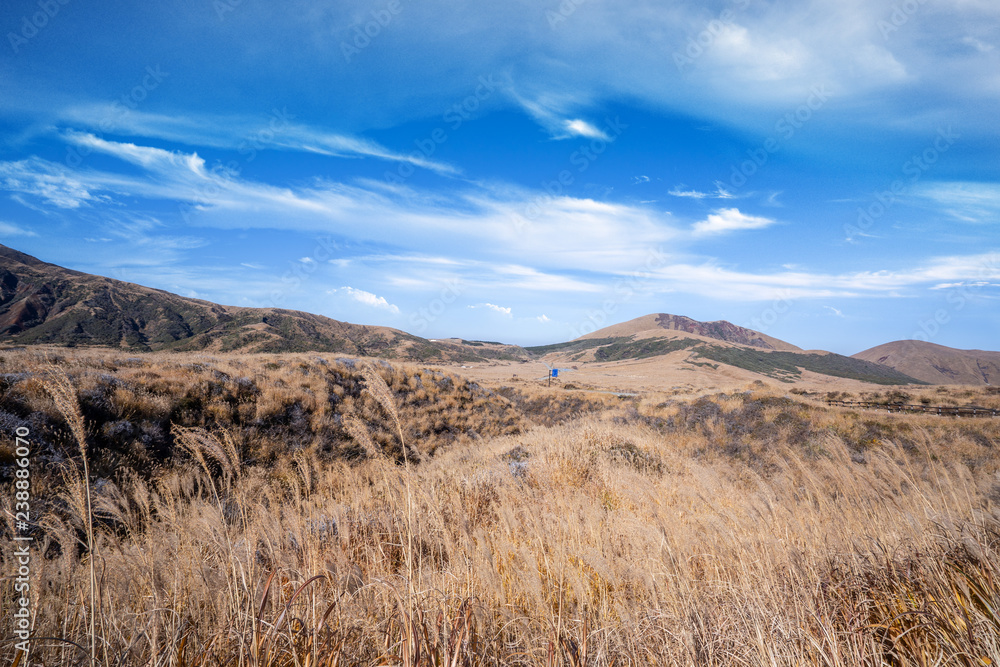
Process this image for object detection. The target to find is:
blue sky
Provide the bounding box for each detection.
[1,0,998,354]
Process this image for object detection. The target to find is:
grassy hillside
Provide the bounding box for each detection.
[590,336,700,361]
[524,336,626,356]
[0,245,528,362]
[2,348,998,665]
[853,339,1000,385]
[528,332,924,385]
[692,344,927,385]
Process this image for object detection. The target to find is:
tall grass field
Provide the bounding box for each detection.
[2,347,999,665]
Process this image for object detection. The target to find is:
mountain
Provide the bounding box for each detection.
[577,313,801,351]
[852,340,1000,386]
[0,244,527,362]
[527,314,923,386]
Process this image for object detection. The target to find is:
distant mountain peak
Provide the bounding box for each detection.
[577,312,801,351]
[853,339,1000,386]
[650,313,799,351]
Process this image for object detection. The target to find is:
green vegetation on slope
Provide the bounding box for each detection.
[592,337,700,362]
[524,336,626,356]
[692,345,927,385]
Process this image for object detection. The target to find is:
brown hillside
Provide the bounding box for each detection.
[0,244,527,362]
[852,339,1000,385]
[578,313,801,351]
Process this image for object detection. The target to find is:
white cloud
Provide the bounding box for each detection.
[6,134,997,319]
[824,306,844,317]
[299,257,316,264]
[63,131,208,175]
[0,221,38,237]
[469,302,512,316]
[537,314,551,323]
[510,91,613,141]
[357,254,603,294]
[701,23,812,83]
[646,251,1000,301]
[929,281,992,290]
[668,186,709,199]
[275,127,459,175]
[332,286,400,314]
[11,0,999,154]
[0,139,681,276]
[962,36,994,53]
[668,182,737,200]
[692,208,777,236]
[563,119,610,140]
[632,175,650,184]
[915,181,1000,222]
[0,157,101,209]
[57,107,459,175]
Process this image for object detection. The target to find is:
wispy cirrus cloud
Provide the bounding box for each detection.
[0,135,681,275]
[0,220,38,237]
[669,182,739,200]
[0,157,104,209]
[914,181,1000,223]
[691,208,777,236]
[55,106,459,175]
[510,90,611,141]
[648,251,1000,301]
[350,254,603,294]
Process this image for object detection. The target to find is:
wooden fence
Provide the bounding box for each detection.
[825,400,998,418]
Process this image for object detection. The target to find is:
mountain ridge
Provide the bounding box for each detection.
[852,340,1000,386]
[576,313,801,351]
[0,244,527,362]
[2,244,996,387]
[528,314,924,385]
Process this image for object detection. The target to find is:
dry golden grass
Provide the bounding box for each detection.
[0,348,999,665]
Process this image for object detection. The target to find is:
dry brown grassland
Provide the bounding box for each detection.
[1,346,999,666]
